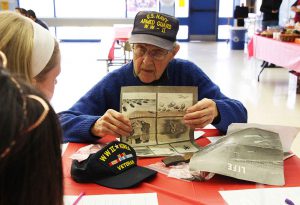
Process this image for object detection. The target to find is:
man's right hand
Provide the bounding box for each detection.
[91,109,132,138]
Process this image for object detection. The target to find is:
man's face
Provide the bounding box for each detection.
[132,43,177,84]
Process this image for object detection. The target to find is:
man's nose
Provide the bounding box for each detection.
[142,53,154,65]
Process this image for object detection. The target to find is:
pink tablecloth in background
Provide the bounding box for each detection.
[249,35,300,73]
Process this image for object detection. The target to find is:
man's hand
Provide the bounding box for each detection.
[91,109,132,138]
[183,98,219,129]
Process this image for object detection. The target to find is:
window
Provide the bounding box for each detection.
[175,0,189,17]
[19,0,54,17]
[55,0,125,18]
[219,0,234,18]
[218,0,234,40]
[127,0,159,18]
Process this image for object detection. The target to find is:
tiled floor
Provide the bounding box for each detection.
[52,41,300,128]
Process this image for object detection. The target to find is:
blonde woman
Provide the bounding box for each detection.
[0,11,61,100]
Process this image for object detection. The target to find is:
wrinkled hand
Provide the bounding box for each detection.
[183,98,219,129]
[91,109,132,138]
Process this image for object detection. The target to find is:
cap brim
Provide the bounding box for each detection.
[94,166,157,189]
[129,34,174,50]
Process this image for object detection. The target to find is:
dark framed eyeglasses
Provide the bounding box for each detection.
[132,44,170,61]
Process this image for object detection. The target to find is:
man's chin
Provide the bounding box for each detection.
[138,75,155,84]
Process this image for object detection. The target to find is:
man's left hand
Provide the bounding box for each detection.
[183,98,219,129]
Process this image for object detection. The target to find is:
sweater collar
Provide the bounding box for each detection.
[132,61,171,85]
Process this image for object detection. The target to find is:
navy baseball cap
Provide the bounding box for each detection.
[129,11,179,50]
[71,141,157,189]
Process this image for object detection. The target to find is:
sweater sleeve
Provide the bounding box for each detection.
[59,69,126,143]
[180,61,248,134]
[213,99,248,134]
[59,111,100,143]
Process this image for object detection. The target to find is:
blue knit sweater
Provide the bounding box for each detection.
[59,59,247,142]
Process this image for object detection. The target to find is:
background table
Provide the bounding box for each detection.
[107,26,132,67]
[98,25,132,72]
[248,35,300,82]
[63,129,300,205]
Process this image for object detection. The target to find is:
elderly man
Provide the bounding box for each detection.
[59,11,247,143]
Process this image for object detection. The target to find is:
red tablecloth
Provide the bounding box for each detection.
[248,35,300,73]
[63,129,300,205]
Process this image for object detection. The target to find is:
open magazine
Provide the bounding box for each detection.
[189,127,285,186]
[120,86,200,157]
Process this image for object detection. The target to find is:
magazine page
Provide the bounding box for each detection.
[189,128,284,186]
[120,86,199,157]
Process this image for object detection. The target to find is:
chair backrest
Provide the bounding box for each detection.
[124,41,132,52]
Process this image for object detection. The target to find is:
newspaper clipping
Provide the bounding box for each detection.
[120,86,200,157]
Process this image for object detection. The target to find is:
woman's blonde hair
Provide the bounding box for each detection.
[0,11,34,82]
[0,11,59,84]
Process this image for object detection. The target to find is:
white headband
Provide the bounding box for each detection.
[30,21,55,77]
